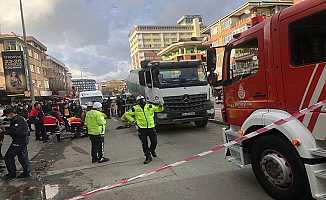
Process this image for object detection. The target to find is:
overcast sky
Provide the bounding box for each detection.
[0,0,243,82]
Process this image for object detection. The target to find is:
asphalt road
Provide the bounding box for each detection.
[0,118,273,200]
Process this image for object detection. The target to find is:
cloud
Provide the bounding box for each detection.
[0,0,244,81]
[0,0,62,26]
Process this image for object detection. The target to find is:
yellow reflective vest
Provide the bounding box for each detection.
[85,109,107,135]
[123,103,163,129]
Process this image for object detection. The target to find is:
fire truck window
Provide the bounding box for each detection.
[228,39,259,81]
[289,10,326,66]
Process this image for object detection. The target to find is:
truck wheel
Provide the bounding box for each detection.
[194,119,208,128]
[251,135,311,200]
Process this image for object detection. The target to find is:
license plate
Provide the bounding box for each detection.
[182,112,195,116]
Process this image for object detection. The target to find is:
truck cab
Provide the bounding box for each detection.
[207,1,326,199]
[127,60,214,127]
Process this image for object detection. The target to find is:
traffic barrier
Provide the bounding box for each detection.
[67,99,326,200]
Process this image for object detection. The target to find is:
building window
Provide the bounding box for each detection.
[224,34,233,45]
[289,10,326,66]
[37,80,42,88]
[228,39,259,81]
[28,49,33,57]
[4,40,17,51]
[223,18,232,29]
[34,52,39,60]
[30,64,34,72]
[44,80,49,89]
[36,67,41,74]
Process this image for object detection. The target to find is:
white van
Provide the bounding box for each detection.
[79,90,103,106]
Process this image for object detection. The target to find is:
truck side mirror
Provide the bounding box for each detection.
[139,71,146,86]
[145,70,152,88]
[206,48,216,72]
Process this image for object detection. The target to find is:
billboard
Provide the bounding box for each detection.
[2,51,27,94]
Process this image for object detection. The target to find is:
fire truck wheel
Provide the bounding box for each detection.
[251,135,311,200]
[194,119,208,128]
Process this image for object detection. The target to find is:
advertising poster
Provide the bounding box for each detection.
[2,51,27,94]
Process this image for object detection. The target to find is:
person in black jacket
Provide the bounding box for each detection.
[0,107,31,180]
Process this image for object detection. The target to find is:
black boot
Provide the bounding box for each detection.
[17,172,32,178]
[2,174,16,181]
[150,151,157,158]
[143,157,152,164]
[56,134,61,142]
[98,157,110,163]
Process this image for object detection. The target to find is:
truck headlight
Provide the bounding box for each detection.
[157,113,168,119]
[206,109,215,114]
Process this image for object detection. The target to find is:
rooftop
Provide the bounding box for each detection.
[0,32,48,51]
[158,37,206,56]
[202,0,293,34]
[26,36,47,51]
[47,55,65,67]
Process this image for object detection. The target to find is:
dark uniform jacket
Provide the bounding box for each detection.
[6,115,30,145]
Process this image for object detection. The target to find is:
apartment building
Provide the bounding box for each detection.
[0,33,51,97]
[129,15,204,69]
[46,55,71,96]
[26,36,51,97]
[0,33,72,100]
[202,0,294,79]
[100,80,126,96]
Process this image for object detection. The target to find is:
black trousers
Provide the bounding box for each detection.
[138,128,157,158]
[35,120,47,141]
[89,135,104,162]
[0,134,4,157]
[4,143,31,176]
[27,119,33,132]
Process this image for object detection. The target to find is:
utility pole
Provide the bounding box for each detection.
[19,0,35,103]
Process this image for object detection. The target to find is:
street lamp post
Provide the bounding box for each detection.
[80,67,88,91]
[19,0,35,103]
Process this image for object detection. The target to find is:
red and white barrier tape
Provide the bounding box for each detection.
[67,99,326,200]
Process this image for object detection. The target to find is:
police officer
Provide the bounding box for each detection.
[85,102,110,163]
[0,107,31,180]
[123,96,164,164]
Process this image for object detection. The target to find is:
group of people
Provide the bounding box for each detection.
[0,95,163,181]
[0,99,84,181]
[101,95,137,118]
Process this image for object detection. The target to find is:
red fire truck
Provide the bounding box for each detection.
[206,1,325,199]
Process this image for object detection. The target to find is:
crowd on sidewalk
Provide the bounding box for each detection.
[0,94,160,181]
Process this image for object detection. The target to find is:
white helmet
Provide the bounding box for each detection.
[136,95,145,101]
[93,102,102,109]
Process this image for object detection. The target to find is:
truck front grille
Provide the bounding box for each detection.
[163,94,209,112]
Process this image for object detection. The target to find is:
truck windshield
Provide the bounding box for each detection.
[80,96,103,105]
[158,65,207,88]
